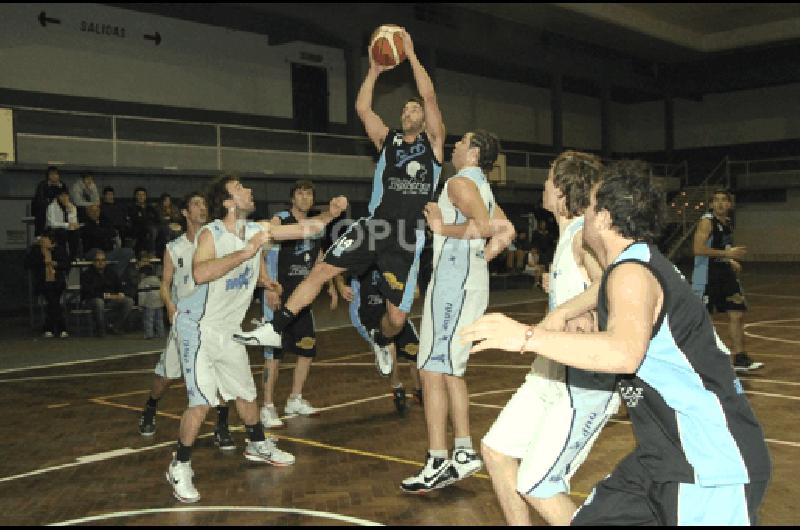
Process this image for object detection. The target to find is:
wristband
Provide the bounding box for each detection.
[520,326,535,355]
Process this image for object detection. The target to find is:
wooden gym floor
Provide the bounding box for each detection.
[0,268,798,526]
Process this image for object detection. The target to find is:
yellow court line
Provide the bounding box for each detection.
[46,403,70,409]
[88,396,587,499]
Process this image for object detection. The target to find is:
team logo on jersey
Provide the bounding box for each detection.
[225,265,253,291]
[395,142,426,169]
[296,337,316,350]
[383,272,405,291]
[619,384,644,408]
[406,161,428,182]
[178,257,184,268]
[392,133,403,147]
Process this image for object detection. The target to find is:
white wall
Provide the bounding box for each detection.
[0,3,347,123]
[736,189,800,261]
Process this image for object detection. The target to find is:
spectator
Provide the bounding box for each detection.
[505,231,531,272]
[46,188,81,261]
[155,193,183,257]
[31,166,67,236]
[70,173,100,223]
[81,204,135,280]
[80,249,134,337]
[25,229,70,338]
[138,262,165,340]
[127,187,159,256]
[530,219,555,268]
[100,186,128,241]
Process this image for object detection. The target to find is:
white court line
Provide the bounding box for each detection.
[0,393,391,485]
[0,350,161,375]
[0,369,154,384]
[747,293,800,300]
[745,318,800,346]
[49,506,382,526]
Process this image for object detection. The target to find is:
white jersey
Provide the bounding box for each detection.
[166,234,198,303]
[177,219,263,332]
[432,166,496,291]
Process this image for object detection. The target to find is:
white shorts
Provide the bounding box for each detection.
[154,327,183,380]
[176,316,257,408]
[482,361,618,498]
[417,286,488,377]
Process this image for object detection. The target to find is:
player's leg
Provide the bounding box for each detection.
[141,329,181,436]
[260,351,284,429]
[387,344,407,415]
[482,443,531,525]
[445,373,482,480]
[284,310,320,416]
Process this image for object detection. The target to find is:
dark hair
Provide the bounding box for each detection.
[181,191,206,211]
[134,187,147,195]
[405,96,425,110]
[103,186,114,195]
[46,166,59,174]
[594,160,664,243]
[40,228,56,241]
[551,151,603,218]
[82,172,94,180]
[290,180,315,200]
[206,174,239,220]
[468,129,501,172]
[712,189,733,201]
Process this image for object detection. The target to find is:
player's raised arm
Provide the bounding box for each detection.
[356,49,392,151]
[401,30,445,161]
[259,196,347,241]
[192,227,270,285]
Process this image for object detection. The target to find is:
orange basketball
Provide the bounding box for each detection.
[370,24,406,67]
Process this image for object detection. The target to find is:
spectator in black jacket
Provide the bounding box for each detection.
[100,186,128,241]
[81,204,135,280]
[25,230,70,338]
[127,187,159,255]
[81,249,134,337]
[31,166,67,236]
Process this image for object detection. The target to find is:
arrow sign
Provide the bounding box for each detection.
[143,32,161,46]
[38,11,61,27]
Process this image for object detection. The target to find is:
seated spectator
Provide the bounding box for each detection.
[31,166,67,236]
[46,188,81,261]
[505,231,531,272]
[70,173,100,223]
[100,186,128,242]
[138,262,165,340]
[81,204,135,280]
[127,187,159,256]
[530,219,555,268]
[25,229,71,338]
[155,193,183,257]
[523,247,546,287]
[80,249,134,337]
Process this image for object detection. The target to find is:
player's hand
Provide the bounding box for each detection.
[423,202,443,234]
[167,304,177,324]
[328,282,339,311]
[339,284,354,303]
[328,196,348,218]
[730,259,742,274]
[725,246,747,260]
[245,229,272,257]
[368,45,398,75]
[399,28,415,59]
[266,290,281,311]
[460,313,530,354]
[565,311,596,333]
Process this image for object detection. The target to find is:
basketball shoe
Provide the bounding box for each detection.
[285,396,319,417]
[400,453,457,494]
[139,406,156,436]
[260,404,285,429]
[213,425,236,451]
[393,386,407,415]
[734,353,764,372]
[232,322,282,347]
[369,329,393,377]
[166,454,200,503]
[451,447,483,481]
[244,437,295,466]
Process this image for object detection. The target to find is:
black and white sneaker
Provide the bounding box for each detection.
[139,407,156,436]
[400,453,457,494]
[734,353,764,372]
[451,448,483,481]
[393,387,407,416]
[369,329,393,377]
[214,426,236,451]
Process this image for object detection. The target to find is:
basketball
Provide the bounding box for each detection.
[370,24,406,67]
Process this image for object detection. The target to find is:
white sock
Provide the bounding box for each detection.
[429,449,448,459]
[454,437,473,450]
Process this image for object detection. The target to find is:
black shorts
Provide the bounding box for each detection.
[360,304,419,362]
[325,218,425,313]
[264,307,316,361]
[704,265,747,313]
[571,454,767,526]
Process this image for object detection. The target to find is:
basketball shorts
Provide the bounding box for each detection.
[704,265,747,313]
[572,453,767,525]
[263,307,317,361]
[324,217,425,313]
[418,285,488,377]
[154,326,183,379]
[482,366,618,497]
[176,316,257,408]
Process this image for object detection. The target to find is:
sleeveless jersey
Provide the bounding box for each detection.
[265,210,324,294]
[431,166,495,291]
[691,213,734,294]
[598,242,771,485]
[166,233,197,303]
[368,129,442,226]
[177,219,263,331]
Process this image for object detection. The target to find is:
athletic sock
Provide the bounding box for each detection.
[246,423,266,443]
[454,437,473,450]
[393,383,403,389]
[271,308,296,333]
[216,405,229,428]
[146,396,159,409]
[429,449,448,459]
[176,441,192,463]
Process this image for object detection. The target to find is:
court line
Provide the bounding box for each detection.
[744,318,800,346]
[49,507,382,526]
[0,350,162,375]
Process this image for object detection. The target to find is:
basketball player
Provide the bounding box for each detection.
[166,175,347,503]
[340,266,423,414]
[481,151,620,525]
[692,189,764,372]
[234,30,443,379]
[138,192,236,449]
[400,130,515,493]
[462,167,771,525]
[259,180,331,429]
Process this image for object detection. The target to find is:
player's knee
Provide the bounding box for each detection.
[386,306,407,330]
[481,441,508,469]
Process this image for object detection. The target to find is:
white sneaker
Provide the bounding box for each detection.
[232,322,282,347]
[400,453,457,494]
[59,331,69,338]
[285,396,319,417]
[451,447,483,481]
[43,331,54,339]
[369,329,393,377]
[244,438,295,466]
[260,405,286,429]
[165,455,200,503]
